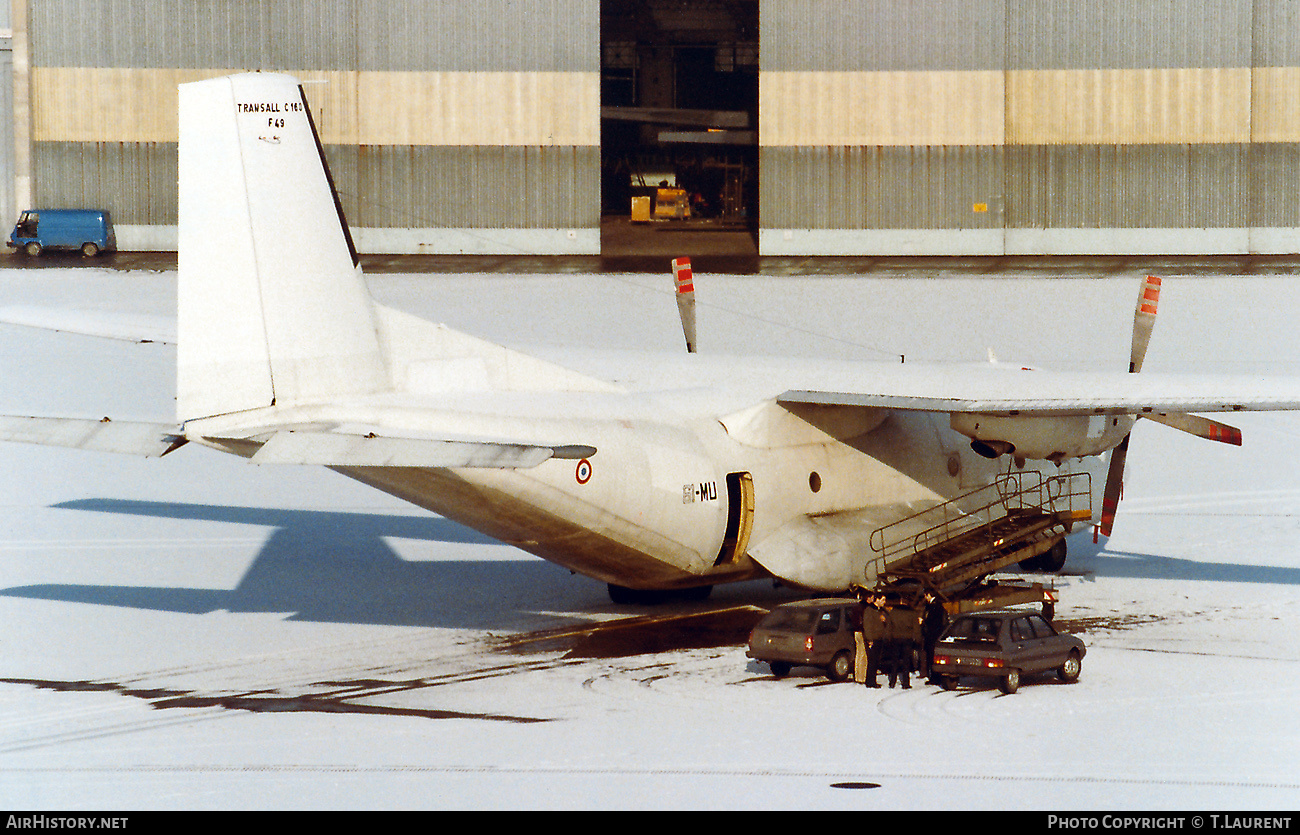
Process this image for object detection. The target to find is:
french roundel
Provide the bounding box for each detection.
[575,458,593,484]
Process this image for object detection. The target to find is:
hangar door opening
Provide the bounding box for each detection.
[600,0,759,259]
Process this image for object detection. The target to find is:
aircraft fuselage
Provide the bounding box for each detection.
[191,393,1103,593]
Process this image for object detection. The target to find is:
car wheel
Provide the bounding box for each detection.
[81,242,100,257]
[24,242,41,257]
[826,650,852,682]
[1058,650,1082,683]
[998,668,1020,695]
[940,676,957,691]
[769,662,791,679]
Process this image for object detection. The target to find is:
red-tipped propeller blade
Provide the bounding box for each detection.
[1103,276,1161,537]
[1099,433,1130,537]
[672,257,697,354]
[1130,275,1160,373]
[1145,412,1242,446]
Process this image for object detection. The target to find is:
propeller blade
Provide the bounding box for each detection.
[1099,433,1130,537]
[1144,412,1242,446]
[1129,275,1161,373]
[672,257,697,353]
[1102,275,1159,536]
[1100,276,1178,536]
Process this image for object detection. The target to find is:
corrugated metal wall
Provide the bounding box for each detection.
[760,0,1300,255]
[0,2,12,235]
[21,0,600,253]
[19,0,1300,257]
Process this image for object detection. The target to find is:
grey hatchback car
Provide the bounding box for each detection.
[930,610,1085,694]
[746,598,858,681]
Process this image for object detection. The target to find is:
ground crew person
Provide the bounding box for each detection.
[861,593,887,688]
[885,600,922,689]
[921,592,947,682]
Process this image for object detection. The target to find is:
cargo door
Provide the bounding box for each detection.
[714,471,754,566]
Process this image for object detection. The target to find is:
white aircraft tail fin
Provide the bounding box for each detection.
[177,73,387,422]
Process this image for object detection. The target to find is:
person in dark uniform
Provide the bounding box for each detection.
[861,593,887,688]
[921,592,947,683]
[885,600,922,689]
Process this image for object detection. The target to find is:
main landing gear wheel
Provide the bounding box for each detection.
[606,583,713,604]
[1019,538,1067,573]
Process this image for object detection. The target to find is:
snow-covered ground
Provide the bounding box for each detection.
[1,265,1298,810]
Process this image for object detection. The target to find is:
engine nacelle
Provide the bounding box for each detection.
[951,412,1134,462]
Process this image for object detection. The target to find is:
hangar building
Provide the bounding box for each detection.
[3,0,1300,257]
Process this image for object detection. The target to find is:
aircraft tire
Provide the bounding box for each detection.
[1039,539,1067,572]
[1019,539,1067,573]
[606,583,712,604]
[607,583,639,604]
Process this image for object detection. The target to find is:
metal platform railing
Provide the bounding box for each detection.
[866,471,1093,582]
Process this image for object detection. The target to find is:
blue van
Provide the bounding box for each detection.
[7,209,114,257]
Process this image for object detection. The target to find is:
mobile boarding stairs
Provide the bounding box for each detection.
[867,472,1092,615]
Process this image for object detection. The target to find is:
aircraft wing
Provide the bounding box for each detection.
[778,370,1300,416]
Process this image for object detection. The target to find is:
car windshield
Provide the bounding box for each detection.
[940,616,1002,643]
[759,608,818,632]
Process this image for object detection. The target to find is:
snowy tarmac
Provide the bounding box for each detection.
[1,265,1298,810]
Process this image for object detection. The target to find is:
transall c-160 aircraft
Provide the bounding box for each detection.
[4,73,1300,604]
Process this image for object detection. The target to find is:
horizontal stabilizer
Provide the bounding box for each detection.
[245,429,594,469]
[0,416,185,457]
[0,306,176,344]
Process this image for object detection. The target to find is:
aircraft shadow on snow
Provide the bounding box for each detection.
[1065,534,1300,587]
[0,498,609,630]
[4,499,1300,629]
